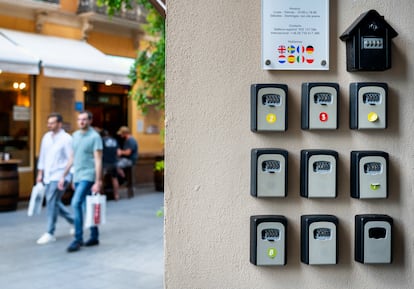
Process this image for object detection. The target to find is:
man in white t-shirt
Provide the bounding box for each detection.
[36,113,74,244]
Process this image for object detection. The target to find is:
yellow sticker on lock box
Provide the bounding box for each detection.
[367,112,379,122]
[266,113,277,124]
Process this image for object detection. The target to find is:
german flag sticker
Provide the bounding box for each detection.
[306,45,314,54]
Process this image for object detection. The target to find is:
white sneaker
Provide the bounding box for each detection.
[36,233,56,245]
[69,227,75,236]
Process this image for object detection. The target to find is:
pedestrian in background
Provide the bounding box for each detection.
[116,126,138,179]
[59,110,103,252]
[101,129,120,200]
[36,112,74,245]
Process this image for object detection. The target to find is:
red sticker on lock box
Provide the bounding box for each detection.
[319,112,328,122]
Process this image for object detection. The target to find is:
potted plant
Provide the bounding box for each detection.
[154,159,164,192]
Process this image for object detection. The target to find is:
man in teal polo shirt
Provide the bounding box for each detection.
[59,110,103,252]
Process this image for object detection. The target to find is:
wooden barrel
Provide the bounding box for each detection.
[0,163,19,212]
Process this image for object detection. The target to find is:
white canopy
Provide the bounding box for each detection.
[0,29,133,85]
[0,32,40,75]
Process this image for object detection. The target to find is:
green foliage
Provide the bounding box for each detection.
[97,0,165,114]
[154,160,164,172]
[96,0,133,15]
[130,1,165,114]
[156,206,164,217]
[129,28,165,113]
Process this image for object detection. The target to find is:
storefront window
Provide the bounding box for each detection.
[0,73,31,167]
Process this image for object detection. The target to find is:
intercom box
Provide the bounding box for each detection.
[300,149,338,198]
[301,82,339,130]
[355,214,393,264]
[250,215,287,266]
[251,84,288,132]
[301,215,338,265]
[350,151,389,199]
[251,148,288,197]
[350,82,388,129]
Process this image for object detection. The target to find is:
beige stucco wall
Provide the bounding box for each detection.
[165,0,414,288]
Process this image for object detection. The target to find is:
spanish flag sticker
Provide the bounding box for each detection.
[288,55,295,63]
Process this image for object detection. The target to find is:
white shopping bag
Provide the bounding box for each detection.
[84,193,106,227]
[27,183,45,216]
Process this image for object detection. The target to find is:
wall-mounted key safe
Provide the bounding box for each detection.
[250,215,287,266]
[301,215,338,265]
[339,10,398,71]
[301,82,339,130]
[351,151,389,199]
[251,148,288,197]
[300,149,338,198]
[350,82,388,129]
[355,214,393,264]
[251,84,288,132]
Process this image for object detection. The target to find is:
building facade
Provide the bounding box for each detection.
[0,0,164,199]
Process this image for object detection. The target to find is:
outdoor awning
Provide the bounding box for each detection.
[0,32,40,75]
[0,29,133,85]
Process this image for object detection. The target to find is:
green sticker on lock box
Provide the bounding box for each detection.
[267,247,277,259]
[370,183,381,190]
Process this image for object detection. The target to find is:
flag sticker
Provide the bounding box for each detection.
[306,45,314,54]
[278,45,286,54]
[287,45,296,54]
[274,44,316,65]
[297,55,305,63]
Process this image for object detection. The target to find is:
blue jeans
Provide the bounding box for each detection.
[45,181,74,235]
[71,181,99,243]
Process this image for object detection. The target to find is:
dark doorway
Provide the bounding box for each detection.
[84,82,130,137]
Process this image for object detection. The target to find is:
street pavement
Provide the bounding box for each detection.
[0,185,164,289]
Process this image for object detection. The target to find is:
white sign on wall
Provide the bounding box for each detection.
[13,105,30,121]
[262,0,330,70]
